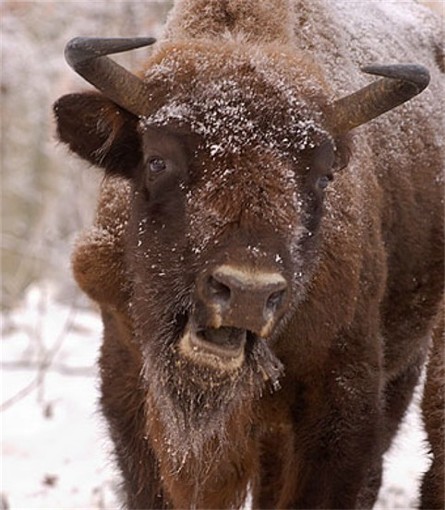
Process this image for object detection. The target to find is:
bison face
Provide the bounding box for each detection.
[123,48,348,460]
[126,130,341,464]
[55,41,347,459]
[131,125,338,367]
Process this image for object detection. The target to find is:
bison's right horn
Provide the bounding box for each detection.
[65,37,156,117]
[329,64,430,135]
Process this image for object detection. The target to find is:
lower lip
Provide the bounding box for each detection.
[178,323,246,370]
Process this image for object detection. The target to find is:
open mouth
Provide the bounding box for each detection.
[178,321,248,370]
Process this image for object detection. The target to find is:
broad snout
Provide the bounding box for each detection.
[198,264,288,338]
[178,264,289,370]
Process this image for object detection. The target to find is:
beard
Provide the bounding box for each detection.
[141,328,283,474]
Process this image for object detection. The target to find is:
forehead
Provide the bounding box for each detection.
[140,41,330,157]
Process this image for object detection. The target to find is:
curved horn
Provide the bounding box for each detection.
[329,64,430,135]
[65,37,156,117]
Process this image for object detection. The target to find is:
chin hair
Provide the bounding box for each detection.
[142,335,283,474]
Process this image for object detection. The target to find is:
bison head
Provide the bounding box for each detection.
[54,37,429,463]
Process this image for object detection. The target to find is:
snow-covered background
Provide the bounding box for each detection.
[1,1,442,509]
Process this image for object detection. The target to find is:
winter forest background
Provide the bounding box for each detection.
[1,1,443,508]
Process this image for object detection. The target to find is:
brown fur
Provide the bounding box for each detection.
[72,177,132,308]
[54,1,444,508]
[420,308,445,509]
[165,0,295,44]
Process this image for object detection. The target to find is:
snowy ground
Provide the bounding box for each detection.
[1,284,431,509]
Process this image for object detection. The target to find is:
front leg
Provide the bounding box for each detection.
[253,362,383,509]
[286,351,383,509]
[100,311,168,509]
[291,416,381,509]
[288,361,383,509]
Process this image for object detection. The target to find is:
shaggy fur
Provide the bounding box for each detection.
[72,176,132,309]
[165,0,295,44]
[420,308,444,509]
[54,1,444,508]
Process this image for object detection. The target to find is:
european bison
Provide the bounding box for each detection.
[54,0,444,508]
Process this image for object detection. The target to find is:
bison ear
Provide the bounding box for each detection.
[53,92,142,177]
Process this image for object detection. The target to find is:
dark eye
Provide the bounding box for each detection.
[316,174,333,190]
[148,157,167,175]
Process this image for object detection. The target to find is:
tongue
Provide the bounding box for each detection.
[200,327,247,349]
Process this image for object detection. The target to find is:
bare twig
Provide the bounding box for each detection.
[1,360,95,377]
[1,290,88,412]
[0,377,41,412]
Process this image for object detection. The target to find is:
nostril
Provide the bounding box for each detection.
[208,276,231,304]
[266,289,286,312]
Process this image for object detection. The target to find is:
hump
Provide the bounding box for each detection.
[164,0,295,44]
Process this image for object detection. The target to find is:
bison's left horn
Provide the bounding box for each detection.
[329,64,430,135]
[65,37,156,117]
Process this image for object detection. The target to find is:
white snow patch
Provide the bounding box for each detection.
[1,284,120,509]
[376,379,431,509]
